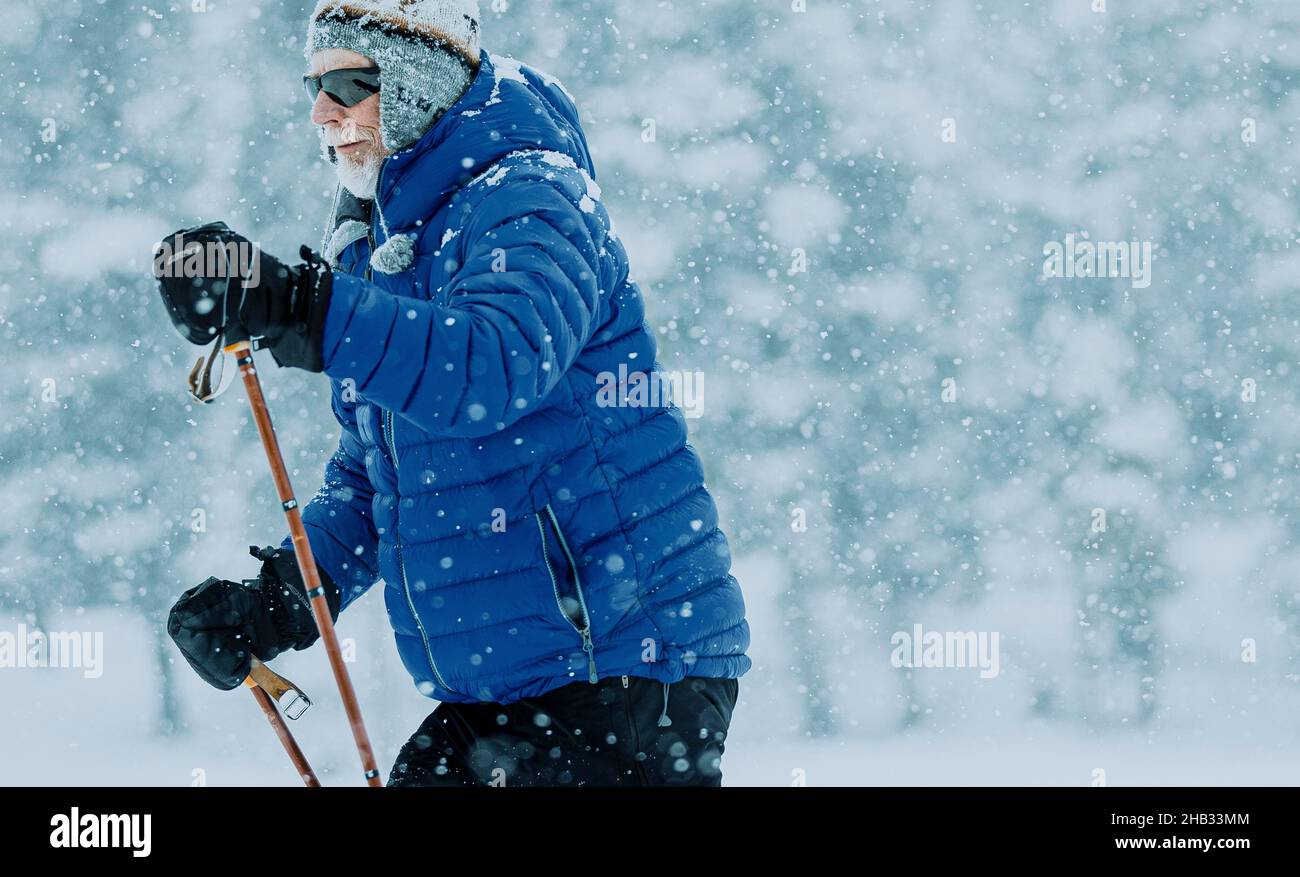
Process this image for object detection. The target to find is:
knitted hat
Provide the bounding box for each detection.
[306,0,482,153]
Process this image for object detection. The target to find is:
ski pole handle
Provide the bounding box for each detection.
[246,656,313,720]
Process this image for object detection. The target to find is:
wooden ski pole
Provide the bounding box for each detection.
[244,659,320,788]
[225,338,383,787]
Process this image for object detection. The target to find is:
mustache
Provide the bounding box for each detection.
[322,120,380,148]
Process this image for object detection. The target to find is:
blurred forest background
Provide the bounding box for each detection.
[2,0,1299,784]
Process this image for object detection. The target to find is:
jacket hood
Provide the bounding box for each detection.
[372,49,593,232]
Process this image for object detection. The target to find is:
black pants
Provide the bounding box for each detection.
[387,675,739,787]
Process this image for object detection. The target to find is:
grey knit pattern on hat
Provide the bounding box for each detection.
[307,0,482,152]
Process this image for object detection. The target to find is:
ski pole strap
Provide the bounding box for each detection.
[247,656,313,721]
[245,683,321,787]
[187,331,235,404]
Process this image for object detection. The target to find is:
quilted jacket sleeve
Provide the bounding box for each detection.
[279,378,381,612]
[319,170,605,438]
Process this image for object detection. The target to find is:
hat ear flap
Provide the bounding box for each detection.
[376,62,403,153]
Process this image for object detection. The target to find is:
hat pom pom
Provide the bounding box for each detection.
[371,233,415,274]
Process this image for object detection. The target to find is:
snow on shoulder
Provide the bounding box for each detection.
[464,149,602,216]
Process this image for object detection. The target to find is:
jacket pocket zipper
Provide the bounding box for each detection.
[536,504,598,683]
[386,409,458,696]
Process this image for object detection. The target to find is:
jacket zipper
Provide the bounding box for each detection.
[365,216,376,282]
[536,505,598,683]
[386,406,457,696]
[364,158,386,282]
[366,161,455,695]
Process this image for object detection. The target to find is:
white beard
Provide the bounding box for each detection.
[334,150,383,201]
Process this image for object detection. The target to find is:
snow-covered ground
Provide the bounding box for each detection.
[5,578,1296,786]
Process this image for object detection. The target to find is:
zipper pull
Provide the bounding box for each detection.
[581,629,598,683]
[621,675,629,689]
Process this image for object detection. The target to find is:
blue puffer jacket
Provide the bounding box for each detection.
[281,49,751,705]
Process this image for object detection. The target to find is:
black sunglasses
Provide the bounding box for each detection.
[303,65,381,108]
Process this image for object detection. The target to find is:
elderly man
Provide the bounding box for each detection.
[155,0,750,787]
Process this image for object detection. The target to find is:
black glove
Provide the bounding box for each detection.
[153,222,333,372]
[167,545,340,690]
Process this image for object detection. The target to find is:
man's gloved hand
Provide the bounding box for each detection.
[153,221,333,372]
[167,545,341,690]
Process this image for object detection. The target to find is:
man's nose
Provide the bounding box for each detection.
[310,91,344,127]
